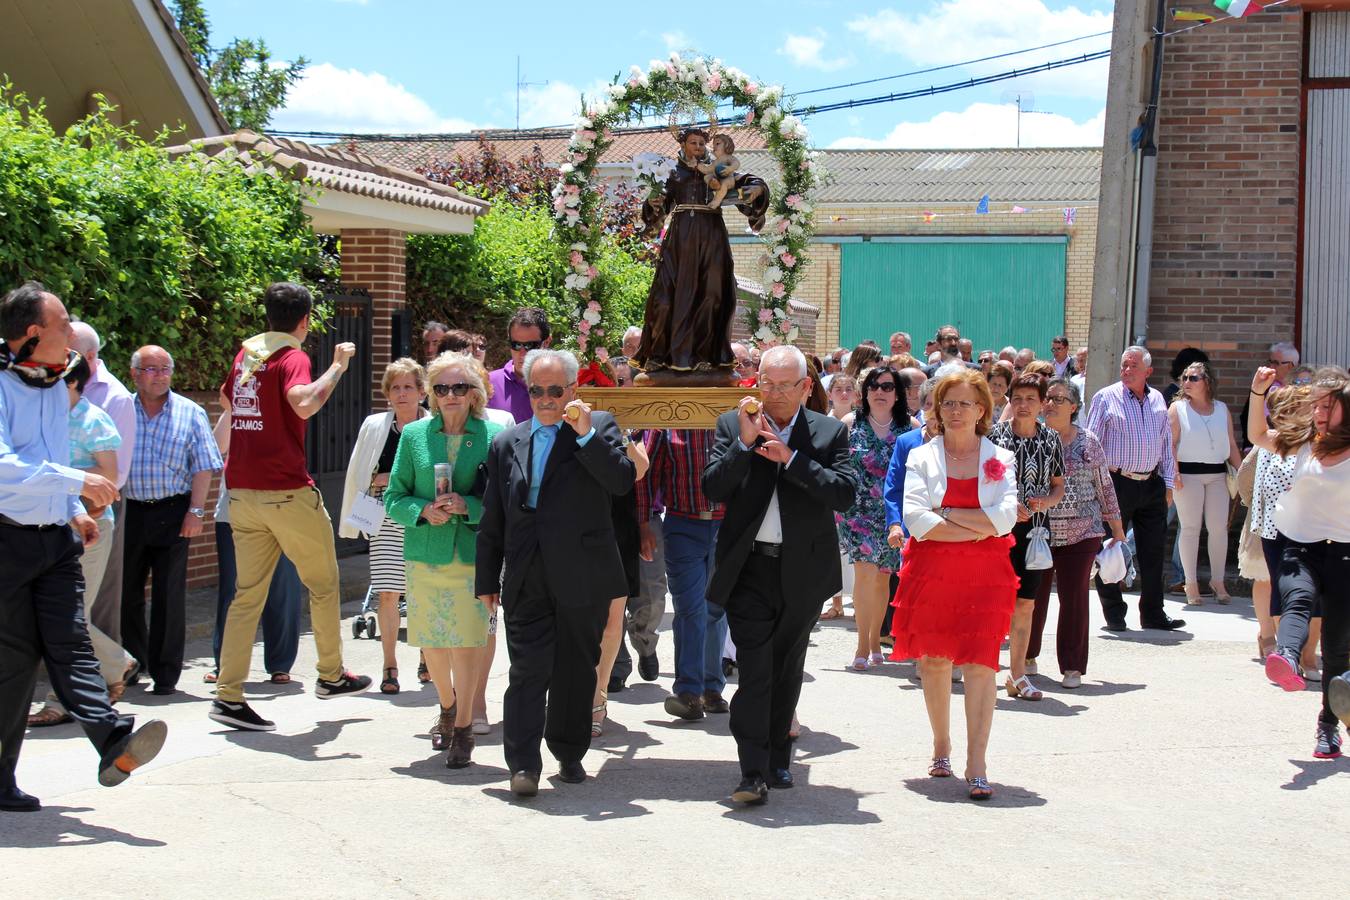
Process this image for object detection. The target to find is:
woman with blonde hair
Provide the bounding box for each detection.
[339,357,428,694]
[845,342,883,381]
[385,352,504,767]
[886,368,1019,799]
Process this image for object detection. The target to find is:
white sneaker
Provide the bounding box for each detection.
[1304,666,1322,683]
[1062,671,1082,689]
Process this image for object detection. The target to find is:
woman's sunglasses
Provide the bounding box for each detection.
[869,382,897,392]
[528,385,567,399]
[1182,374,1206,383]
[432,382,473,397]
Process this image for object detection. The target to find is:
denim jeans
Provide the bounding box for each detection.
[213,522,302,676]
[663,514,726,697]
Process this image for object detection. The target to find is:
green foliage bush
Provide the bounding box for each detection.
[0,87,323,389]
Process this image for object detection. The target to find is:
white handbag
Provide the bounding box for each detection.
[1025,525,1053,570]
[1094,539,1128,584]
[343,491,385,537]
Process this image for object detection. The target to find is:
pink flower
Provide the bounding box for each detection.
[785,194,803,208]
[587,300,602,312]
[771,283,786,298]
[778,316,792,333]
[564,184,580,195]
[553,197,567,213]
[708,74,722,91]
[776,219,790,234]
[577,335,588,352]
[586,265,599,278]
[779,252,796,267]
[744,109,755,125]
[666,63,678,78]
[603,129,613,140]
[578,319,592,334]
[746,83,759,96]
[573,152,587,163]
[983,457,1007,484]
[581,129,597,142]
[569,251,584,266]
[628,77,641,88]
[757,308,773,324]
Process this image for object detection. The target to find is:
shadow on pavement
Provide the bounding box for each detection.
[219,717,370,762]
[390,757,511,784]
[479,758,881,826]
[1098,628,1194,647]
[995,696,1089,717]
[1280,756,1350,791]
[3,805,168,848]
[1040,680,1147,699]
[792,727,859,761]
[902,776,1047,808]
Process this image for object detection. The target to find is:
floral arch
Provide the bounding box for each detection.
[552,53,821,361]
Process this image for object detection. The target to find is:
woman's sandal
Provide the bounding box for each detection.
[1211,581,1232,605]
[1184,584,1205,606]
[591,702,607,738]
[417,656,431,684]
[380,667,399,695]
[203,670,218,683]
[820,604,844,621]
[967,776,994,801]
[430,704,456,751]
[928,756,954,778]
[850,656,869,672]
[1006,674,1043,701]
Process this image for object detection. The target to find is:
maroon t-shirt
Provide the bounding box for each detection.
[223,346,313,490]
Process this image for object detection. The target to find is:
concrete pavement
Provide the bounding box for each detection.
[5,577,1348,898]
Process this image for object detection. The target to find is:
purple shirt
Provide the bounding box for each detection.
[488,359,532,425]
[82,360,136,488]
[1084,381,1177,489]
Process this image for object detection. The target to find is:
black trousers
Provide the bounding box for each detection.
[1095,473,1168,625]
[725,551,819,778]
[1276,539,1350,727]
[0,523,132,791]
[501,547,608,775]
[121,495,191,689]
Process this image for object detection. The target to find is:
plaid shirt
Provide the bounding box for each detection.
[636,428,724,522]
[125,391,223,501]
[1084,381,1176,489]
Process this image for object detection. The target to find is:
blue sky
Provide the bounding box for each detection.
[203,0,1114,148]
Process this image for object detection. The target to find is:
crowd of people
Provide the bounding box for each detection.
[4,281,1348,813]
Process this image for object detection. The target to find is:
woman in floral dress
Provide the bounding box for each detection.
[837,365,912,670]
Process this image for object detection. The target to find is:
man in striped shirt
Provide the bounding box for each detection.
[1084,346,1185,632]
[637,428,728,720]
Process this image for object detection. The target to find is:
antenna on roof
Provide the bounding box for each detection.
[516,56,549,131]
[999,90,1055,148]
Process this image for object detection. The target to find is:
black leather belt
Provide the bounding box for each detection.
[127,493,189,506]
[752,540,782,557]
[0,513,62,531]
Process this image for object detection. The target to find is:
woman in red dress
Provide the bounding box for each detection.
[886,368,1019,800]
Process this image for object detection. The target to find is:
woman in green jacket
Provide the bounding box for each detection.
[385,352,504,768]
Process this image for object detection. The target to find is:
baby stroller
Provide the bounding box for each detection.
[351,587,406,640]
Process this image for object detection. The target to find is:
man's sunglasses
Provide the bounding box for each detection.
[528,385,567,399]
[432,382,473,397]
[510,340,544,351]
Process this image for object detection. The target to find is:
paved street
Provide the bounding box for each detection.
[5,575,1348,898]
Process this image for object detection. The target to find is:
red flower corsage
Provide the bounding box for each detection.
[982,457,1007,484]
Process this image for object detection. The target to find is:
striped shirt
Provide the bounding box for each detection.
[1084,381,1177,489]
[126,391,223,501]
[636,428,724,522]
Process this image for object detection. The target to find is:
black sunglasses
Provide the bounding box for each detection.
[432,382,473,397]
[510,339,544,351]
[869,382,897,392]
[1182,374,1205,383]
[528,385,567,399]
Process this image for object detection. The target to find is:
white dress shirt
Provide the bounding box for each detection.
[739,408,800,544]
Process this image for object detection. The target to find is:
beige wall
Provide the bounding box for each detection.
[727,202,1098,356]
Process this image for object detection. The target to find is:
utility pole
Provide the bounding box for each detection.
[516,56,548,131]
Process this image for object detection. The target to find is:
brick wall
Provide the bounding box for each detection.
[185,390,224,591]
[727,202,1097,357]
[1146,10,1303,405]
[340,228,408,408]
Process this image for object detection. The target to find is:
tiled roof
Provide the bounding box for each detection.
[350,126,768,173]
[166,130,491,218]
[758,147,1103,204]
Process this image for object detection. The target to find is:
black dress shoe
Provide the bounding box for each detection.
[701,691,730,714]
[607,672,626,693]
[768,768,793,789]
[731,776,768,805]
[638,653,660,682]
[1104,620,1129,632]
[98,719,168,787]
[151,684,176,696]
[664,692,705,720]
[557,760,586,784]
[1142,615,1186,631]
[0,786,40,812]
[510,770,540,797]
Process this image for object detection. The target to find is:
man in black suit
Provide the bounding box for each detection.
[703,345,857,805]
[476,349,635,797]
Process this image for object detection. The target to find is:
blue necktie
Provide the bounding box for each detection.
[527,424,558,508]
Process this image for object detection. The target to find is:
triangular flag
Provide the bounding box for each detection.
[976,194,990,215]
[1173,8,1216,21]
[922,211,936,224]
[1064,207,1077,226]
[1011,206,1027,214]
[1213,0,1262,16]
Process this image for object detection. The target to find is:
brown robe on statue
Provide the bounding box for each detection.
[634,157,768,373]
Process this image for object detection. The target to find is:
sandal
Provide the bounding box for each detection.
[820,605,844,621]
[1006,674,1043,701]
[869,652,886,667]
[968,776,994,801]
[380,667,400,695]
[430,704,456,751]
[1184,584,1204,606]
[1211,581,1232,605]
[270,672,291,684]
[417,656,431,684]
[591,702,607,738]
[928,756,954,778]
[850,656,869,672]
[27,707,72,728]
[202,670,217,683]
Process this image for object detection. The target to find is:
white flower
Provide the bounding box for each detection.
[559,163,575,175]
[761,85,783,104]
[773,307,787,318]
[788,326,800,342]
[583,309,602,325]
[760,106,782,126]
[564,194,581,208]
[570,241,588,251]
[788,223,803,237]
[755,326,774,342]
[575,116,592,130]
[565,273,592,291]
[590,97,613,118]
[772,244,787,257]
[764,266,783,283]
[777,114,801,139]
[608,83,627,99]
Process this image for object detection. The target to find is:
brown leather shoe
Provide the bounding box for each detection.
[445,725,474,769]
[701,691,729,714]
[664,692,705,720]
[430,704,455,751]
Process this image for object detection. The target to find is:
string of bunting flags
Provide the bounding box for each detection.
[825,201,1096,227]
[1165,0,1292,33]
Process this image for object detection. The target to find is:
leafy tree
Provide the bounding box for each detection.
[171,0,306,132]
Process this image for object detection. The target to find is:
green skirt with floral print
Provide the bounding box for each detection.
[405,559,488,648]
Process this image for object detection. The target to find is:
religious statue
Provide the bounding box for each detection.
[632,127,769,385]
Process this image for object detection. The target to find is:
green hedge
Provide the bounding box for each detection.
[0,86,324,389]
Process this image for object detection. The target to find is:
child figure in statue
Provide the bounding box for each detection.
[698,134,741,208]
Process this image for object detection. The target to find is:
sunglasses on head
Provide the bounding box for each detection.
[528,384,567,399]
[510,339,544,352]
[432,382,473,397]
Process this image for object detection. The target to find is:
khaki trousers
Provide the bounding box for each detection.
[216,487,343,702]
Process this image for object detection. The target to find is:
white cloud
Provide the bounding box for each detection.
[514,79,616,129]
[663,30,693,52]
[828,101,1105,149]
[779,33,852,71]
[272,63,484,133]
[847,0,1112,99]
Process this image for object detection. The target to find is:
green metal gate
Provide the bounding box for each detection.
[839,237,1067,354]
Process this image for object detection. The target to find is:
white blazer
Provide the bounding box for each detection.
[338,410,427,539]
[902,435,1019,540]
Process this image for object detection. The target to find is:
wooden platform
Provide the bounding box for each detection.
[577,387,761,429]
